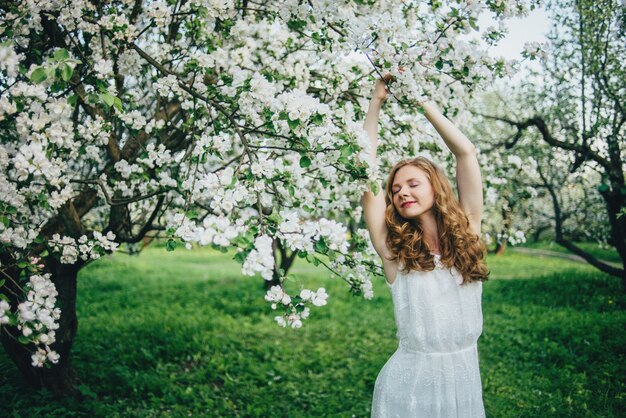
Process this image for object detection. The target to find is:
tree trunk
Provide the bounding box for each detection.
[265,238,298,290]
[495,239,507,255]
[603,189,626,290]
[495,204,513,255]
[0,259,81,395]
[265,270,282,290]
[532,225,551,242]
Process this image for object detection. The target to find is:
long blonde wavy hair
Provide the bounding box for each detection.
[384,157,489,284]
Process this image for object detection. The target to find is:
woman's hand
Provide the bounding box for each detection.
[372,74,393,102]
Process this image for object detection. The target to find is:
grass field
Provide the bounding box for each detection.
[1,245,625,417]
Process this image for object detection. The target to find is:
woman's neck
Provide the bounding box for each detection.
[418,212,440,254]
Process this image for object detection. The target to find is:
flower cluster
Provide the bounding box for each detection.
[169,212,246,248]
[278,211,349,254]
[498,230,527,246]
[48,232,119,264]
[265,285,329,328]
[522,41,548,61]
[299,288,329,307]
[93,58,113,79]
[147,0,171,27]
[0,300,10,325]
[0,44,23,78]
[242,235,275,281]
[15,274,61,367]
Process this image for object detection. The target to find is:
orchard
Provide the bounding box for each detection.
[2,0,622,400]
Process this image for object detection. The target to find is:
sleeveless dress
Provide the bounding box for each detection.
[371,254,485,418]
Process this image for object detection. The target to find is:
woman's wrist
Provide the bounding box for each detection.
[420,100,436,115]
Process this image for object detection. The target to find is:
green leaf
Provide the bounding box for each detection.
[39,249,49,257]
[30,67,47,83]
[287,19,307,31]
[165,239,177,252]
[597,184,610,193]
[67,94,78,106]
[311,113,324,125]
[100,92,115,107]
[113,97,123,112]
[299,155,311,168]
[18,335,31,345]
[340,144,354,158]
[287,118,300,130]
[0,279,5,288]
[186,209,199,220]
[288,185,295,197]
[60,63,73,82]
[314,237,328,253]
[211,243,228,253]
[233,251,248,264]
[53,48,70,61]
[267,212,282,224]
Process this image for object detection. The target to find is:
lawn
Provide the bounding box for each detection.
[1,246,624,417]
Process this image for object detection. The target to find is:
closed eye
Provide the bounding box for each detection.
[392,184,417,195]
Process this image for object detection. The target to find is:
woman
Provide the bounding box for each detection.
[363,75,489,417]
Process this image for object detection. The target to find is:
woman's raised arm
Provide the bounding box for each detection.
[422,102,483,234]
[361,77,392,261]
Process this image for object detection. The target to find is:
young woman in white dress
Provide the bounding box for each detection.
[362,75,490,418]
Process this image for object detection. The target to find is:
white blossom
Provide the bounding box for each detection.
[242,235,275,281]
[0,300,10,324]
[93,58,113,79]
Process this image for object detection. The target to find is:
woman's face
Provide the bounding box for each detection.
[390,165,436,219]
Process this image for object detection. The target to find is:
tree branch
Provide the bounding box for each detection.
[478,113,612,169]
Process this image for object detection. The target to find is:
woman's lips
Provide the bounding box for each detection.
[401,201,416,208]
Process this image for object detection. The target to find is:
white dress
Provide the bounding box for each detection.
[371,254,485,418]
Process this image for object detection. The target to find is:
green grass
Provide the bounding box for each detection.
[1,247,625,417]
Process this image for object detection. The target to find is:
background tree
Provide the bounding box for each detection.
[475,0,624,282]
[471,90,610,254]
